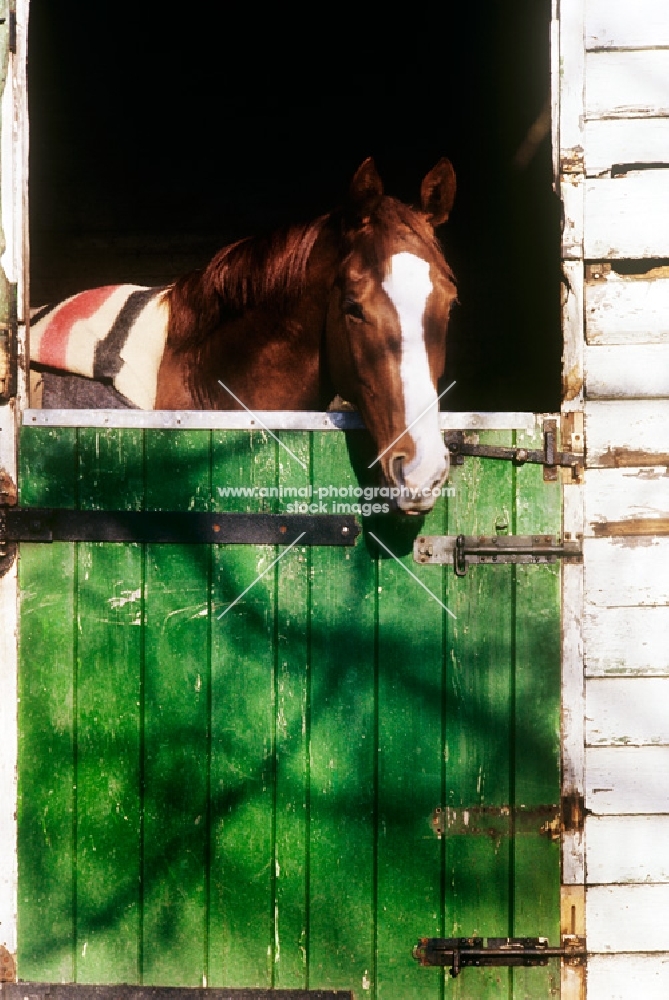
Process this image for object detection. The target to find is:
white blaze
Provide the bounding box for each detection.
[382,252,446,491]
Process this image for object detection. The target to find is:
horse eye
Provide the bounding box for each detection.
[343,297,365,322]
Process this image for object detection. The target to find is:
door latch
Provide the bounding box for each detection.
[414,533,583,576]
[413,936,586,977]
[444,417,582,482]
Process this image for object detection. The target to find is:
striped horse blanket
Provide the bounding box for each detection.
[31,284,171,409]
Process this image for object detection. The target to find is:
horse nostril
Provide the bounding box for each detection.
[390,453,405,484]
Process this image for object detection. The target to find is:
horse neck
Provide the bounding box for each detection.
[187,225,341,410]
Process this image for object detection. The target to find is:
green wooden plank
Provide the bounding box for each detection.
[19,426,77,507]
[375,494,446,1000]
[78,427,145,511]
[209,429,278,987]
[142,430,211,986]
[511,426,561,1000]
[144,430,211,513]
[74,429,143,983]
[18,542,76,982]
[308,431,375,994]
[273,432,311,990]
[18,426,78,980]
[445,434,515,1000]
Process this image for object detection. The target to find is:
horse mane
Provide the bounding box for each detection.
[166,196,455,350]
[166,216,330,348]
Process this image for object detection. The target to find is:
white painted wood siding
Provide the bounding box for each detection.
[586,51,669,120]
[584,537,669,607]
[584,344,669,398]
[585,606,669,676]
[586,678,669,744]
[585,171,669,259]
[585,401,669,467]
[585,467,669,533]
[586,815,669,883]
[588,955,669,1000]
[586,0,669,49]
[588,885,669,951]
[572,5,669,994]
[586,268,669,345]
[586,747,669,813]
[585,119,669,177]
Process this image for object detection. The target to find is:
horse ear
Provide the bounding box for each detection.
[420,158,457,226]
[347,157,384,225]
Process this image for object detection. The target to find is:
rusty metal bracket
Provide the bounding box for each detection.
[414,534,583,575]
[444,418,582,482]
[562,791,588,834]
[431,803,560,842]
[413,936,586,978]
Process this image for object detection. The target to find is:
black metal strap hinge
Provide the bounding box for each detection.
[444,418,583,482]
[1,987,353,1000]
[413,936,587,978]
[0,507,359,552]
[414,533,583,575]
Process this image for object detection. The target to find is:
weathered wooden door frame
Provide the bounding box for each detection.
[0,0,29,981]
[554,1,587,997]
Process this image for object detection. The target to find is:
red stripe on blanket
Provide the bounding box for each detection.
[37,285,121,369]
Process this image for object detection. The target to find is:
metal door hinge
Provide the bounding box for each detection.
[413,936,586,978]
[414,533,583,575]
[444,418,582,482]
[0,508,360,546]
[0,506,360,577]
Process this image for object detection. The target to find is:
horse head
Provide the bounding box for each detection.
[326,158,458,514]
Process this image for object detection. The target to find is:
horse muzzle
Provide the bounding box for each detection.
[387,450,450,514]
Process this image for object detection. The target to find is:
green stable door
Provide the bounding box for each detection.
[17,419,561,998]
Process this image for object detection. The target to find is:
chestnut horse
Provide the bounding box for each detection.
[30,158,457,512]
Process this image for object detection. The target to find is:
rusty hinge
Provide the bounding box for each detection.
[413,936,586,978]
[431,803,561,842]
[414,533,582,575]
[444,418,582,482]
[562,791,587,834]
[560,147,585,178]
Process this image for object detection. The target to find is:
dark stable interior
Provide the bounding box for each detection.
[28,2,561,412]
